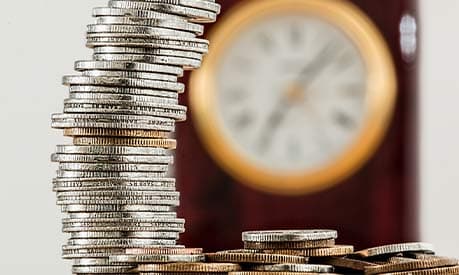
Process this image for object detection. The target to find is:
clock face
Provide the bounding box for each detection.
[216,15,367,173]
[190,0,396,195]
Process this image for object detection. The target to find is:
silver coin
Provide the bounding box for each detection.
[93,53,201,69]
[87,24,196,38]
[63,98,185,110]
[69,85,181,97]
[62,219,184,227]
[58,197,179,206]
[136,0,221,13]
[53,177,175,191]
[92,7,185,21]
[92,46,202,60]
[57,190,179,198]
[74,60,183,76]
[86,36,209,53]
[62,76,184,91]
[63,246,182,259]
[68,92,179,105]
[57,193,179,201]
[63,99,187,121]
[108,1,217,23]
[68,211,177,220]
[81,69,177,81]
[109,253,204,263]
[242,230,338,242]
[55,170,168,179]
[73,258,110,266]
[93,46,203,60]
[51,153,173,164]
[72,265,136,273]
[67,238,178,247]
[253,264,334,273]
[63,103,186,121]
[57,198,179,206]
[70,231,179,239]
[62,224,185,233]
[63,216,183,223]
[63,247,126,259]
[355,242,435,258]
[54,145,168,155]
[58,163,169,172]
[51,113,175,131]
[96,16,204,35]
[54,184,175,192]
[61,204,173,213]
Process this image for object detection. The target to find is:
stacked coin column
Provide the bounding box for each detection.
[51,1,220,274]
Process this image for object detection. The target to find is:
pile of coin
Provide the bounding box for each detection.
[201,229,347,274]
[323,242,459,275]
[200,230,459,275]
[51,0,220,274]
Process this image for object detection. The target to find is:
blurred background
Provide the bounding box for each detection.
[0,0,457,274]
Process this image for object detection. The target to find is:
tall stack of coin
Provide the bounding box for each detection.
[51,1,220,274]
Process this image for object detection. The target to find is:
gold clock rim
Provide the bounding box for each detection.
[189,0,397,195]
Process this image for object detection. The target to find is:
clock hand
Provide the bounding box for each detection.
[257,43,339,154]
[257,98,290,154]
[257,84,303,153]
[296,42,338,86]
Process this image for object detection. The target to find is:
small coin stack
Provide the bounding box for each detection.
[202,230,459,275]
[321,242,459,275]
[51,1,220,274]
[203,229,350,275]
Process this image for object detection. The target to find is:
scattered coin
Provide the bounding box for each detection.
[355,243,436,258]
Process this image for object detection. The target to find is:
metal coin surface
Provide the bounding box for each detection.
[355,243,435,258]
[74,60,183,75]
[244,239,335,250]
[253,263,334,273]
[205,251,307,264]
[110,253,205,263]
[137,263,242,272]
[242,230,338,242]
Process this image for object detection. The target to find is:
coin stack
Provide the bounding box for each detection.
[202,230,349,274]
[51,0,220,274]
[323,242,459,275]
[200,230,459,275]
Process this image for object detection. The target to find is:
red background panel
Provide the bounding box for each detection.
[176,0,418,251]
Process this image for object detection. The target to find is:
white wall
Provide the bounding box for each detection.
[0,0,94,273]
[0,1,457,274]
[420,0,459,257]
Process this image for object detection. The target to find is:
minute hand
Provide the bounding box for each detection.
[297,42,338,85]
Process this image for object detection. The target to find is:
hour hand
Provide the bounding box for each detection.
[257,100,289,153]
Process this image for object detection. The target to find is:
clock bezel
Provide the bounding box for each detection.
[189,0,397,195]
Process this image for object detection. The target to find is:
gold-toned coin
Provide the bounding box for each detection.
[126,247,203,255]
[263,245,354,257]
[364,256,459,275]
[141,273,228,275]
[229,272,339,275]
[73,137,176,149]
[137,263,241,272]
[205,251,307,264]
[378,265,459,275]
[244,239,335,250]
[316,257,377,271]
[64,128,169,138]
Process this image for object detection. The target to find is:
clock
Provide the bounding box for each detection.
[190,0,397,195]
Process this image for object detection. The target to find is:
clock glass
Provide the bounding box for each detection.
[216,15,367,172]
